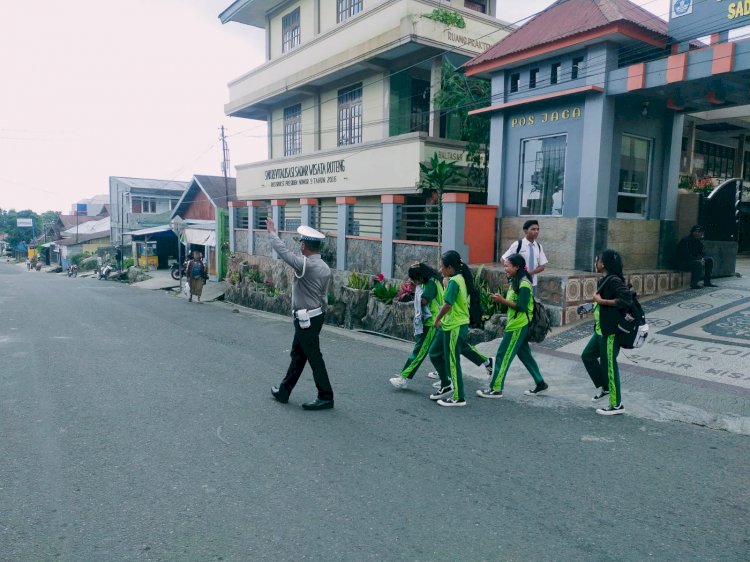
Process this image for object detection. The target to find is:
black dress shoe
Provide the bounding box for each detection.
[704,282,718,288]
[271,386,288,404]
[690,284,702,289]
[301,398,334,411]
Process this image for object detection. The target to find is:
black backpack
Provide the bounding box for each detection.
[526,299,552,343]
[616,289,648,349]
[515,239,543,256]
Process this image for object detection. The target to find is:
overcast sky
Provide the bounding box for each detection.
[0,0,669,213]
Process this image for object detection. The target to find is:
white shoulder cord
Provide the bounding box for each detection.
[294,256,307,279]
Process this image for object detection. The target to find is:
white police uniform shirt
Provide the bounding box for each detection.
[269,232,331,312]
[501,237,548,287]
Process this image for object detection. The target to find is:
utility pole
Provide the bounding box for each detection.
[220,125,231,206]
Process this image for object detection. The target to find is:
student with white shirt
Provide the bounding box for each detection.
[501,220,548,294]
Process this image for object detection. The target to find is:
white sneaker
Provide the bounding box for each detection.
[432,380,443,389]
[427,371,439,379]
[389,376,409,389]
[437,398,466,407]
[429,385,453,400]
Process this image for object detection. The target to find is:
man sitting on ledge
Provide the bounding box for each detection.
[677,225,717,289]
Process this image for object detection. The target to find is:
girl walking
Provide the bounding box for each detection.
[581,249,632,415]
[428,251,478,407]
[390,263,445,389]
[477,254,548,398]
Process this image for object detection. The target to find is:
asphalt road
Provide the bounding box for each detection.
[1,263,748,562]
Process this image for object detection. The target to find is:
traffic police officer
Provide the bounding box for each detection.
[267,218,334,410]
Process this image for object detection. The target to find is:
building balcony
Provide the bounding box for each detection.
[235,132,479,200]
[225,0,510,119]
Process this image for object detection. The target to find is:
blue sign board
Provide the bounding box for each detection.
[75,203,87,216]
[669,0,750,43]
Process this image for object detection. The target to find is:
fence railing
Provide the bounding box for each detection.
[234,206,249,229]
[348,203,382,237]
[397,204,439,242]
[252,204,270,230]
[283,203,301,232]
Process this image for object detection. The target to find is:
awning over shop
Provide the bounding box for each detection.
[181,228,216,246]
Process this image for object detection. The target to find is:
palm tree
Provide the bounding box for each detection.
[419,152,460,258]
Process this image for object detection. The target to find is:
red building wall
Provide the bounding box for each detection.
[181,188,215,220]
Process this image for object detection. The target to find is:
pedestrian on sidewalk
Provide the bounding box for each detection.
[186,250,208,303]
[501,219,548,295]
[477,254,548,399]
[581,249,632,416]
[267,219,335,411]
[428,250,479,407]
[391,262,493,390]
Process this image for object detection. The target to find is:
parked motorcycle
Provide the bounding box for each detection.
[98,262,115,280]
[67,264,78,277]
[170,260,187,281]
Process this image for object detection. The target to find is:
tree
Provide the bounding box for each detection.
[432,59,491,194]
[419,153,461,256]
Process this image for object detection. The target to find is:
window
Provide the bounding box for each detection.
[519,135,566,216]
[282,8,300,53]
[338,83,363,146]
[550,62,561,85]
[572,56,584,80]
[464,0,486,13]
[337,0,362,23]
[509,73,520,93]
[283,104,302,156]
[695,140,735,180]
[169,198,180,211]
[131,197,157,214]
[617,134,651,217]
[529,68,539,89]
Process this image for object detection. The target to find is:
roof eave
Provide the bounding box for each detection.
[466,22,667,76]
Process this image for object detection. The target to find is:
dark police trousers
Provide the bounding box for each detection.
[279,314,333,400]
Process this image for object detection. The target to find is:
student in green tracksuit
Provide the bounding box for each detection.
[581,249,632,416]
[477,253,548,398]
[428,250,478,407]
[389,263,445,389]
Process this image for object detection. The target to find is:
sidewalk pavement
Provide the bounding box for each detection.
[460,256,750,436]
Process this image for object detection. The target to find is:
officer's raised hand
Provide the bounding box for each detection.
[266,218,276,234]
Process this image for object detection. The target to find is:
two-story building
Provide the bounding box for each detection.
[220,0,512,275]
[109,177,189,261]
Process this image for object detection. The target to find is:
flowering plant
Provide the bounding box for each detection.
[373,273,399,304]
[692,177,715,195]
[397,280,416,302]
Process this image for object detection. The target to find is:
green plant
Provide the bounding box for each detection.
[122,257,134,270]
[422,8,465,28]
[433,59,491,192]
[419,152,461,256]
[473,265,503,320]
[229,271,239,285]
[372,273,399,304]
[678,175,693,190]
[347,271,371,290]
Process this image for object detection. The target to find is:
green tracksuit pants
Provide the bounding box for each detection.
[400,326,437,378]
[581,333,622,407]
[489,325,544,392]
[428,325,469,401]
[399,327,487,379]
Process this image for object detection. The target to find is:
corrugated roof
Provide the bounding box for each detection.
[466,0,668,70]
[194,175,237,208]
[110,177,189,191]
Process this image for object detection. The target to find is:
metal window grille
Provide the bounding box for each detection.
[283,202,301,232]
[283,104,302,156]
[319,201,338,233]
[253,204,270,230]
[337,84,363,146]
[397,204,438,242]
[308,204,321,231]
[282,8,300,53]
[349,203,382,237]
[234,206,249,229]
[337,0,363,22]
